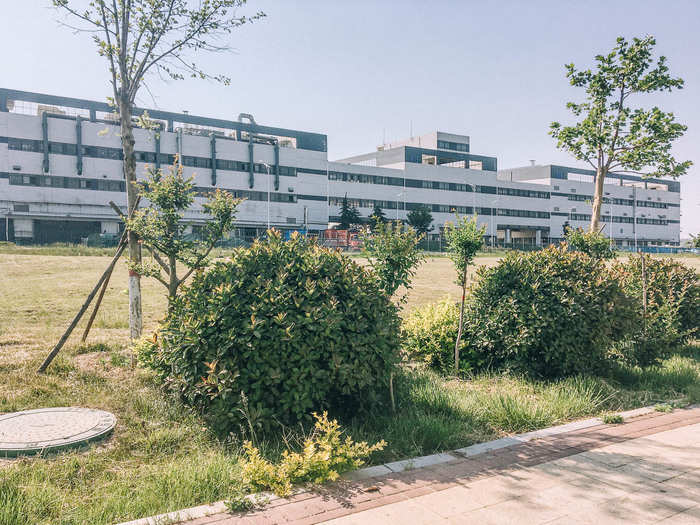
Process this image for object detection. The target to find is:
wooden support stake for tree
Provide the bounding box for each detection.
[37,240,127,373]
[80,264,114,343]
[79,199,140,344]
[38,197,139,373]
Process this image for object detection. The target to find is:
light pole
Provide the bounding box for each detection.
[396,191,405,221]
[491,197,500,248]
[256,161,271,231]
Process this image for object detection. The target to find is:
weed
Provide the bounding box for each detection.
[602,414,624,424]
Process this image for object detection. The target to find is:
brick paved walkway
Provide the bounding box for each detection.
[183,407,700,525]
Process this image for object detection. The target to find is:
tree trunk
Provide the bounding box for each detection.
[454,265,468,373]
[119,98,142,339]
[168,254,178,307]
[589,166,607,233]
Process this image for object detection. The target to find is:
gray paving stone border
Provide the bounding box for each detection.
[113,403,680,525]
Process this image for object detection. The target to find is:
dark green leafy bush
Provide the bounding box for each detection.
[139,231,401,433]
[614,255,700,336]
[465,245,635,378]
[612,255,700,366]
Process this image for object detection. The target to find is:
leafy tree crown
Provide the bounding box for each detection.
[550,35,690,179]
[407,207,434,235]
[444,215,486,285]
[361,221,424,304]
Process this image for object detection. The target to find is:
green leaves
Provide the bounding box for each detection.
[443,214,486,287]
[565,228,615,260]
[466,246,636,378]
[140,231,402,434]
[338,194,361,230]
[550,35,691,230]
[126,160,241,301]
[406,207,434,236]
[361,221,424,304]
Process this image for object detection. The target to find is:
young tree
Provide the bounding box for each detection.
[407,206,434,236]
[361,221,424,306]
[369,203,387,229]
[127,160,241,305]
[444,215,486,372]
[338,194,361,230]
[361,220,424,411]
[54,0,264,338]
[565,227,615,260]
[550,36,691,233]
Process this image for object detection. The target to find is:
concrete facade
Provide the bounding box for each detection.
[0,89,681,247]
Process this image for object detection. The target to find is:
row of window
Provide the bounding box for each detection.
[566,213,668,226]
[562,193,670,209]
[437,140,469,152]
[328,197,550,219]
[10,174,125,192]
[8,138,297,177]
[565,194,632,206]
[7,173,300,202]
[325,170,548,199]
[497,187,550,199]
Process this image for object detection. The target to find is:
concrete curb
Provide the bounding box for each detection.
[113,403,674,525]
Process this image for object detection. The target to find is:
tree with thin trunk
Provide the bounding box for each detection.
[53,0,264,338]
[338,194,361,230]
[127,160,241,305]
[369,203,387,230]
[407,206,434,236]
[444,215,485,373]
[550,36,691,233]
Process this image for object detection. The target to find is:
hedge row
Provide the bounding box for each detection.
[403,246,699,378]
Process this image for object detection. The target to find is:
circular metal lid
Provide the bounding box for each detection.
[0,407,116,458]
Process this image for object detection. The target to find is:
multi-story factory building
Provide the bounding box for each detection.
[0,88,681,248]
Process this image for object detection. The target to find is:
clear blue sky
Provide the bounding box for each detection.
[2,1,699,236]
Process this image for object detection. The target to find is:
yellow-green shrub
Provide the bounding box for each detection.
[240,412,385,497]
[401,298,488,373]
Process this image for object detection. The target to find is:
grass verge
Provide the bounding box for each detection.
[1,250,699,524]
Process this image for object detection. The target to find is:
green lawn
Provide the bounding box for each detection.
[1,248,699,525]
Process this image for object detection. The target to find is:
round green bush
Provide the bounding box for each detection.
[140,232,401,433]
[611,255,700,367]
[466,245,635,378]
[613,255,700,336]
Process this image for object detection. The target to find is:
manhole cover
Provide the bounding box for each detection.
[0,407,116,458]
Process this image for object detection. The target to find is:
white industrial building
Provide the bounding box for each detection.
[0,89,681,248]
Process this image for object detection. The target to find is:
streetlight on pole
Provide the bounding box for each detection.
[256,161,272,231]
[491,197,500,248]
[396,191,405,221]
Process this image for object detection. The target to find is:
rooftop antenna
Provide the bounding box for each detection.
[410,120,413,139]
[383,127,386,147]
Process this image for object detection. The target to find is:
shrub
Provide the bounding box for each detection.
[465,245,635,378]
[140,231,401,433]
[401,298,488,373]
[239,412,385,497]
[614,255,700,336]
[361,220,424,304]
[443,215,486,371]
[565,227,615,260]
[612,256,700,367]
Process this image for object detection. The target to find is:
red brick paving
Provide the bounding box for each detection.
[183,406,700,525]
